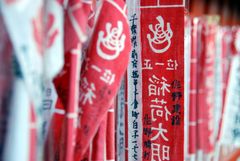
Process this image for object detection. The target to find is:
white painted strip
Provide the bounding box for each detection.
[54,108,66,115]
[89,142,92,161]
[189,122,197,126]
[184,18,191,160]
[183,0,186,6]
[108,109,114,112]
[82,0,92,5]
[197,119,203,124]
[88,12,95,21]
[190,89,197,94]
[66,113,78,119]
[123,5,127,14]
[70,44,81,55]
[91,65,102,72]
[69,2,81,11]
[191,58,197,63]
[155,62,164,66]
[68,3,87,42]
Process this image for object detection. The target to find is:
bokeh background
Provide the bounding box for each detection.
[190,0,240,25]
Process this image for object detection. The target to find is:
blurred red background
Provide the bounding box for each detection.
[190,0,240,26]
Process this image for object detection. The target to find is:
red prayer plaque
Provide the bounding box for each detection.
[197,17,219,155]
[140,2,184,161]
[74,0,131,160]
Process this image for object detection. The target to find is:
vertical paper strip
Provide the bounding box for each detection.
[126,0,143,160]
[188,17,200,160]
[213,24,224,161]
[3,79,31,161]
[116,78,126,161]
[184,14,191,161]
[140,1,185,161]
[214,27,223,140]
[220,55,240,147]
[220,28,240,147]
[124,75,129,161]
[216,27,233,142]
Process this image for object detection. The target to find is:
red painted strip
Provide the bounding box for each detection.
[140,3,184,160]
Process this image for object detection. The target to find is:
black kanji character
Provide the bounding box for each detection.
[133,120,138,129]
[143,128,152,137]
[132,143,139,154]
[131,99,139,109]
[171,115,181,125]
[144,140,151,149]
[131,49,138,59]
[132,59,138,68]
[119,130,124,136]
[132,111,139,119]
[132,70,139,78]
[172,92,182,101]
[133,153,138,160]
[171,80,181,89]
[132,130,139,139]
[119,137,124,148]
[131,36,137,47]
[143,151,150,160]
[133,79,138,86]
[131,24,137,35]
[172,104,181,114]
[129,14,138,25]
[143,114,152,125]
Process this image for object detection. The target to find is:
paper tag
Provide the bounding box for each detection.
[220,55,240,147]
